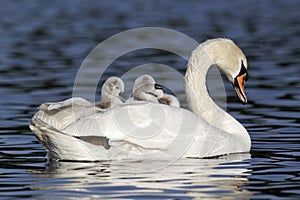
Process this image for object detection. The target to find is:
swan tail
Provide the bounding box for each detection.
[29,117,109,161]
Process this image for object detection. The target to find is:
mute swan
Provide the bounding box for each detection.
[33,77,125,130]
[30,38,251,161]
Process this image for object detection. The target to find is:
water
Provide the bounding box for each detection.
[1,0,300,199]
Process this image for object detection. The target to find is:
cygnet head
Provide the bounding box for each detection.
[197,38,249,103]
[133,75,163,102]
[101,77,126,103]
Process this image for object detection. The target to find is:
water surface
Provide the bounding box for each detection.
[0,0,300,199]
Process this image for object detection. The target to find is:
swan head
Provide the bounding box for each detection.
[101,77,126,101]
[202,38,249,103]
[133,75,164,101]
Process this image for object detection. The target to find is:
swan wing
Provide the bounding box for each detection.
[61,102,206,160]
[31,102,249,161]
[40,97,93,111]
[35,97,95,130]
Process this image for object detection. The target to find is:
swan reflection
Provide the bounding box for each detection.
[31,153,253,199]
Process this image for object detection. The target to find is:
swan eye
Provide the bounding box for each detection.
[239,60,248,81]
[245,73,249,81]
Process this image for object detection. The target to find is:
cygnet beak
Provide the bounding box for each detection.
[118,91,128,102]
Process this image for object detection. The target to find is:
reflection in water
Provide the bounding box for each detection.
[30,154,253,199]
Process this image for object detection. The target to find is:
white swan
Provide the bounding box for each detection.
[30,38,251,161]
[33,77,125,130]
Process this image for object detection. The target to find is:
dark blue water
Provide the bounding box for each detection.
[1,0,300,199]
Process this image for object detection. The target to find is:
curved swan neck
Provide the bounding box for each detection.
[185,47,217,119]
[185,45,248,138]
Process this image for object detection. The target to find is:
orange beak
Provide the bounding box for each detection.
[234,73,248,104]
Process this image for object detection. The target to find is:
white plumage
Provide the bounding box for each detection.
[30,38,251,161]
